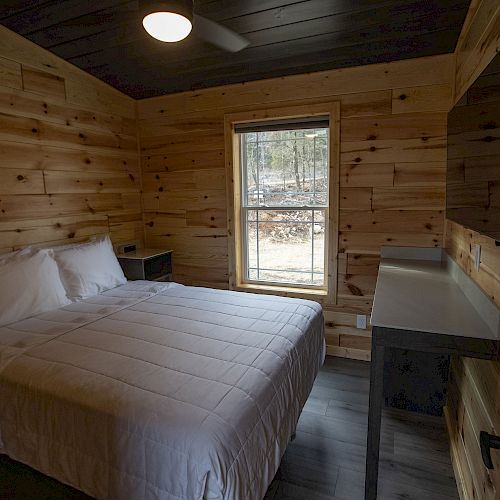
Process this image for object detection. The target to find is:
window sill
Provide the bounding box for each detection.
[235,282,328,297]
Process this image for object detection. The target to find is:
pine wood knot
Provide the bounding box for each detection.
[158,186,164,192]
[31,128,38,133]
[369,146,376,152]
[347,283,363,296]
[67,232,76,239]
[129,174,135,181]
[480,121,496,130]
[399,94,407,100]
[354,157,361,163]
[17,175,25,181]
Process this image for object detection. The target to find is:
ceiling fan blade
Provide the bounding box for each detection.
[194,14,249,52]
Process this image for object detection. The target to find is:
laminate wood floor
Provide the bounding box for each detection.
[0,357,459,500]
[264,356,459,500]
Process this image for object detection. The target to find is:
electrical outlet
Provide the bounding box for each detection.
[356,314,367,329]
[473,244,481,272]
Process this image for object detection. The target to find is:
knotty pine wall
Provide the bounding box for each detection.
[444,1,500,499]
[137,53,454,361]
[0,25,143,253]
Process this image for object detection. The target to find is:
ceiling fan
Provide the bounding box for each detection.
[140,0,250,52]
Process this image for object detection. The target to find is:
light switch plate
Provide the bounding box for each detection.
[356,314,367,329]
[473,244,481,272]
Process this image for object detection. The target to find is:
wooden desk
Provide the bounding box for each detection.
[364,248,500,500]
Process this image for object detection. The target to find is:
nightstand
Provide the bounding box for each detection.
[117,249,173,282]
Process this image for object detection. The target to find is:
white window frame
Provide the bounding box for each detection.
[239,128,329,289]
[224,102,340,303]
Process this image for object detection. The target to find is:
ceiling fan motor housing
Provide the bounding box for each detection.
[140,0,194,22]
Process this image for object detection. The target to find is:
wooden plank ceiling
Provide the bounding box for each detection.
[0,0,470,99]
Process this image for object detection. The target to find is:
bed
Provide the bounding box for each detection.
[0,280,324,500]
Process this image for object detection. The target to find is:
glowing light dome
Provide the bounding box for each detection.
[142,11,192,42]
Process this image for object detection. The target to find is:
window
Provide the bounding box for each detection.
[236,117,329,288]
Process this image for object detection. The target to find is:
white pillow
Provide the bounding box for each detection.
[0,249,71,327]
[53,236,126,299]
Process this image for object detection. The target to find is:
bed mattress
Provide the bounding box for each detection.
[0,281,324,500]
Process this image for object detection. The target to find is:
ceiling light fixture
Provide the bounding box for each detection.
[142,0,193,43]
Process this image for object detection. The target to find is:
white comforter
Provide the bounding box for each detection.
[0,282,324,500]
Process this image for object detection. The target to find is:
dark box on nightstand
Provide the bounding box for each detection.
[117,249,172,281]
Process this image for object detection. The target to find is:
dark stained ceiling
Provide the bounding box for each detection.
[0,0,471,99]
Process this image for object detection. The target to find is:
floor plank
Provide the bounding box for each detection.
[0,357,459,500]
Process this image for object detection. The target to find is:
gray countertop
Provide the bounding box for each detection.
[371,248,499,340]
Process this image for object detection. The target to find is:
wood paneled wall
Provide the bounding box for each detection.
[138,53,453,361]
[444,1,500,499]
[0,25,143,252]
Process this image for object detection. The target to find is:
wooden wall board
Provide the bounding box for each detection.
[391,84,453,114]
[0,56,22,90]
[340,163,394,188]
[22,66,66,100]
[394,161,446,187]
[327,345,371,362]
[341,112,447,141]
[372,186,445,210]
[0,167,45,195]
[339,90,392,118]
[0,193,123,221]
[0,112,137,155]
[141,149,225,173]
[0,85,137,137]
[341,136,447,164]
[0,214,109,248]
[339,210,444,234]
[339,232,442,254]
[43,170,140,194]
[0,26,142,252]
[0,141,140,174]
[454,0,500,101]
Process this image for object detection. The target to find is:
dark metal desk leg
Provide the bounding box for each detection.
[365,330,385,500]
